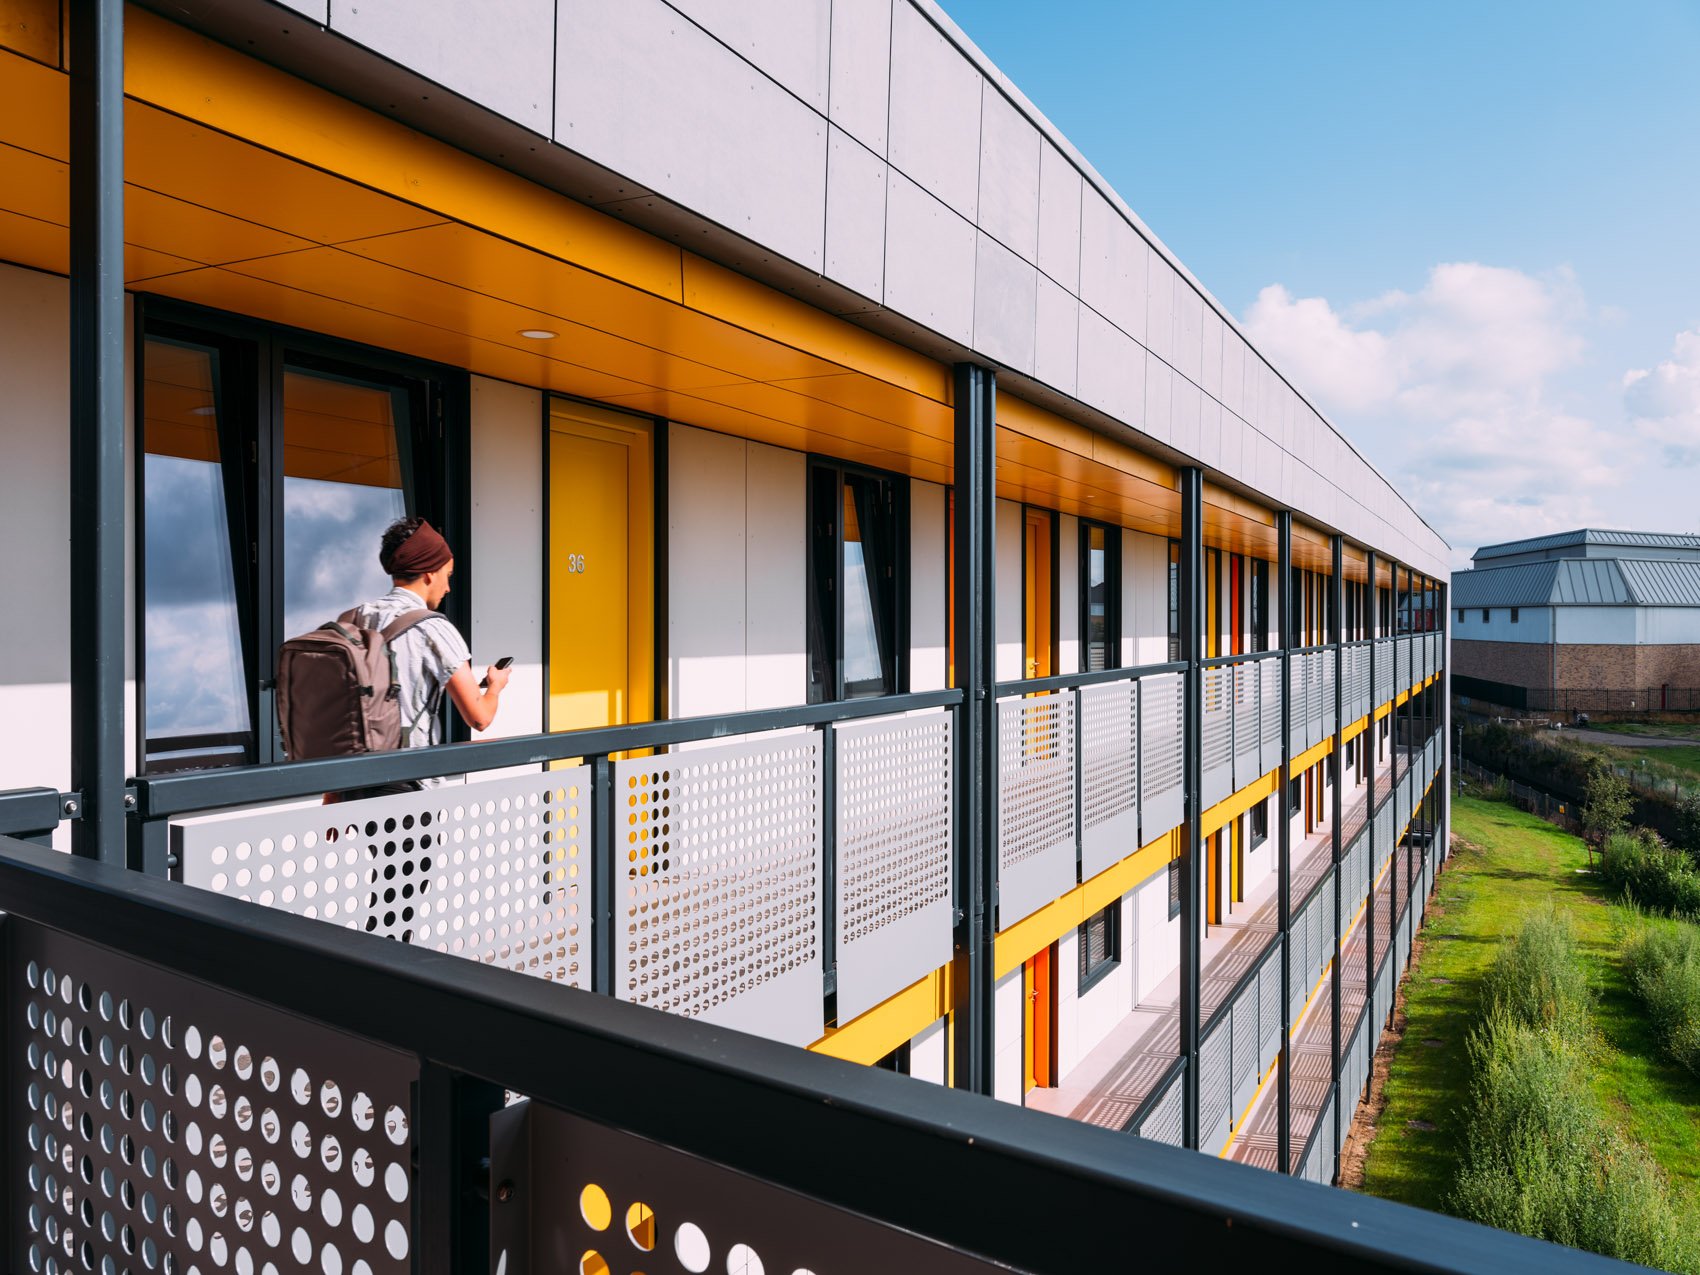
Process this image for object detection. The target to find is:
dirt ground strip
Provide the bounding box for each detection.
[1336,835,1464,1190]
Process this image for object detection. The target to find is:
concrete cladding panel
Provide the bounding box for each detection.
[1078,190,1146,342]
[977,88,1041,262]
[334,0,553,133]
[885,170,977,345]
[828,0,893,151]
[1034,272,1079,396]
[556,0,826,270]
[666,0,831,111]
[1037,140,1082,289]
[1077,305,1146,426]
[888,1,983,220]
[973,232,1038,375]
[824,127,888,303]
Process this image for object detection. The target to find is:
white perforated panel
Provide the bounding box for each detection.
[177,771,591,988]
[1136,1073,1184,1146]
[833,713,954,1022]
[1259,658,1282,775]
[1232,660,1262,786]
[615,734,823,1047]
[1080,681,1138,879]
[1138,672,1184,842]
[12,923,417,1275]
[997,692,1077,928]
[1200,665,1233,807]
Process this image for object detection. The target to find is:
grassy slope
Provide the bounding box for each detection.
[1358,793,1700,1215]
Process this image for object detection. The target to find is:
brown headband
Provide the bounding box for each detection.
[382,519,453,578]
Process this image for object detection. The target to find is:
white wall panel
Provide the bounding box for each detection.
[1451,607,1552,644]
[1196,396,1223,470]
[910,479,948,691]
[1120,530,1138,668]
[1174,283,1203,386]
[667,0,831,112]
[668,425,747,717]
[469,378,543,741]
[1144,254,1175,364]
[824,126,888,303]
[910,1016,947,1085]
[1636,608,1700,645]
[1127,531,1169,666]
[1134,869,1176,1003]
[1067,907,1134,1072]
[1222,331,1247,417]
[828,0,892,151]
[977,87,1041,263]
[1058,514,1080,675]
[745,442,806,709]
[884,170,977,345]
[1077,192,1146,341]
[1076,305,1146,426]
[994,966,1023,1104]
[1142,352,1174,447]
[556,0,826,271]
[1036,140,1082,289]
[1556,607,1640,645]
[1170,376,1202,462]
[995,499,1023,681]
[334,0,554,134]
[275,0,328,21]
[1034,273,1079,397]
[887,1,983,219]
[972,232,1037,375]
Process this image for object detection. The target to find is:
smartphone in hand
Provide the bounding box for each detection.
[480,656,515,689]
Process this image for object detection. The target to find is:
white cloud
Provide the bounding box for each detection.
[1625,327,1700,464]
[1241,263,1616,567]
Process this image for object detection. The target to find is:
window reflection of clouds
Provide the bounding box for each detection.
[282,478,405,644]
[842,541,883,685]
[143,456,249,740]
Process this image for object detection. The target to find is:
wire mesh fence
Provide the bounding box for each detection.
[1454,756,1582,834]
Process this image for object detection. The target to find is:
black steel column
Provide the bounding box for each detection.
[69,0,127,866]
[1178,467,1204,1149]
[1329,536,1345,1161]
[1275,512,1293,1172]
[1369,554,1384,1021]
[951,363,997,1095]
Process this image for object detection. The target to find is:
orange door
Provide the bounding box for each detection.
[1023,945,1056,1091]
[1206,831,1221,926]
[1023,508,1053,679]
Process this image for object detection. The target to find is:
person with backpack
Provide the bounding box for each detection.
[276,516,508,801]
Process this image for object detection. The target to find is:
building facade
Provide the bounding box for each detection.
[0,3,1451,1269]
[1453,530,1700,712]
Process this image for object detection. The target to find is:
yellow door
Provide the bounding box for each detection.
[1023,508,1053,680]
[548,403,653,737]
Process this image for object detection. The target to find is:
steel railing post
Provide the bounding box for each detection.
[1178,468,1204,1150]
[1329,535,1344,1170]
[69,0,126,865]
[1275,512,1293,1172]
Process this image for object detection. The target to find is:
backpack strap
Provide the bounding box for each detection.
[379,609,436,643]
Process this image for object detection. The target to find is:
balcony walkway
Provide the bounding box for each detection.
[1026,751,1404,1130]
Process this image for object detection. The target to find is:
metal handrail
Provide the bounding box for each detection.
[0,833,1619,1273]
[994,658,1185,699]
[1124,1052,1187,1134]
[1201,930,1278,1038]
[1199,649,1282,670]
[134,686,965,818]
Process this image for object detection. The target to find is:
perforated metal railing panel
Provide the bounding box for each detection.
[1200,665,1233,807]
[615,734,823,1048]
[491,1099,1007,1275]
[1138,672,1184,842]
[832,712,954,1023]
[1286,659,1307,757]
[1232,661,1261,787]
[1320,656,1337,738]
[1258,660,1282,775]
[1134,1069,1184,1146]
[1080,681,1138,880]
[1199,1018,1231,1153]
[176,771,591,988]
[996,692,1078,928]
[1258,949,1282,1076]
[10,921,418,1275]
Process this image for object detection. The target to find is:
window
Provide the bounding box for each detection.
[1167,538,1181,662]
[1250,800,1268,849]
[1482,609,1490,623]
[1457,608,1465,623]
[140,308,462,773]
[1250,558,1269,652]
[1078,903,1121,993]
[1167,853,1181,919]
[1288,775,1302,815]
[807,461,907,702]
[1080,520,1120,672]
[1510,607,1520,623]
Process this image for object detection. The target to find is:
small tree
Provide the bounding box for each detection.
[1582,762,1633,848]
[1676,791,1700,862]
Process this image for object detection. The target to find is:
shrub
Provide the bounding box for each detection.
[1599,830,1700,917]
[1582,761,1633,845]
[1623,921,1700,1075]
[1480,903,1591,1031]
[1677,791,1700,861]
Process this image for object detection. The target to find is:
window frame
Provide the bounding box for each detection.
[805,456,910,704]
[136,297,471,775]
[1249,799,1269,850]
[1078,517,1121,673]
[1167,853,1181,920]
[1077,901,1122,994]
[1510,607,1520,623]
[1482,609,1490,623]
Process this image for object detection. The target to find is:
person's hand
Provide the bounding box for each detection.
[483,663,511,694]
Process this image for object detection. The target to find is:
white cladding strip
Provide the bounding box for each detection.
[175,771,591,989]
[833,711,954,1023]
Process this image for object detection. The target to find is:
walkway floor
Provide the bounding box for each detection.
[1027,752,1406,1130]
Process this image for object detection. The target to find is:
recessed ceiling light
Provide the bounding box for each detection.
[189,405,217,416]
[518,328,557,340]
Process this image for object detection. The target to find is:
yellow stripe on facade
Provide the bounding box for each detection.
[810,964,952,1065]
[1201,768,1277,838]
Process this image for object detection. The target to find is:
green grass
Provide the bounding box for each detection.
[1358,792,1700,1220]
[1567,738,1700,787]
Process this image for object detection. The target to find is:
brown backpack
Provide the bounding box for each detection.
[276,608,436,761]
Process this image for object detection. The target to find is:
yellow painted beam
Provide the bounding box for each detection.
[1201,769,1277,838]
[996,828,1179,979]
[1291,734,1333,774]
[810,964,952,1065]
[1342,714,1368,744]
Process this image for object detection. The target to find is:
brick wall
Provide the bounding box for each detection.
[1456,638,1700,693]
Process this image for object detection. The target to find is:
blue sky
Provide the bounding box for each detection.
[949,1,1700,565]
